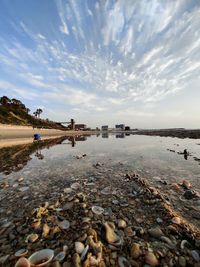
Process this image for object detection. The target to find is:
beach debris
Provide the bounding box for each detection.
[75,242,85,254]
[25,233,39,243]
[58,220,70,230]
[28,249,54,267]
[54,251,66,262]
[15,249,28,258]
[91,206,104,215]
[14,257,30,267]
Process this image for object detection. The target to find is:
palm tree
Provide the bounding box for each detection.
[33,108,43,118]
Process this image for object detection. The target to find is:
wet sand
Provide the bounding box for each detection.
[0,124,96,148]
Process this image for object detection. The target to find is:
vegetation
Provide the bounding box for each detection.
[0,96,66,130]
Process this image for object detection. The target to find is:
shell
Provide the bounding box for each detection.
[15,249,28,257]
[71,183,81,190]
[54,251,66,262]
[80,245,89,261]
[171,216,181,225]
[75,242,85,254]
[25,234,39,243]
[58,220,70,230]
[91,206,104,215]
[28,249,54,267]
[42,223,50,237]
[15,257,30,267]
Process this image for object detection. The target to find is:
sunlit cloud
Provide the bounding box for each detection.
[0,0,200,127]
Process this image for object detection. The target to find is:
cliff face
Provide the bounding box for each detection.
[0,104,66,130]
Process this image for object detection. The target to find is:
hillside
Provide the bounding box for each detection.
[0,96,66,130]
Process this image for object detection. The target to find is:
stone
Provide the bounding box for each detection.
[75,242,85,254]
[148,227,163,239]
[171,216,181,225]
[131,243,141,259]
[145,251,159,266]
[179,256,186,267]
[118,219,127,229]
[191,250,200,262]
[104,222,120,244]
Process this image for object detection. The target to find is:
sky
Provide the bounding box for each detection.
[0,0,200,129]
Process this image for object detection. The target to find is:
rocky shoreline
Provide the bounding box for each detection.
[0,166,200,267]
[135,129,200,139]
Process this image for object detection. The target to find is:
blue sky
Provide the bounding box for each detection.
[0,0,200,128]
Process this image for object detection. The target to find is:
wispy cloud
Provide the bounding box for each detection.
[0,0,199,127]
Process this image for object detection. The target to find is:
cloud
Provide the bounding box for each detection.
[0,0,200,127]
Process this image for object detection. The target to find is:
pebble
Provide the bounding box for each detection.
[91,206,104,215]
[145,251,159,266]
[58,220,70,230]
[179,256,186,267]
[19,186,29,192]
[75,242,85,254]
[171,216,181,225]
[131,243,141,259]
[118,219,127,229]
[104,222,120,244]
[148,226,163,239]
[25,233,39,243]
[191,250,200,262]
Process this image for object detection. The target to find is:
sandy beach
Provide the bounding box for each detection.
[0,124,95,148]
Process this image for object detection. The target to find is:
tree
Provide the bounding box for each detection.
[33,108,43,118]
[0,96,11,105]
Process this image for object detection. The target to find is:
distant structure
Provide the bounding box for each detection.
[115,124,125,130]
[125,126,130,131]
[75,124,86,130]
[58,118,75,130]
[101,125,109,131]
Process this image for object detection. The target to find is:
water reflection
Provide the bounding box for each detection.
[102,132,109,138]
[115,133,125,138]
[0,136,71,174]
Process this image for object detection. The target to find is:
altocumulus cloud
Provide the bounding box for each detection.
[0,0,200,127]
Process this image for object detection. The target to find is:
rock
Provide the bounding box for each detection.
[104,222,120,244]
[179,256,186,267]
[118,219,127,229]
[148,227,163,239]
[191,250,200,262]
[145,251,159,266]
[184,190,196,199]
[171,216,181,225]
[58,220,70,230]
[54,251,66,262]
[182,180,191,189]
[51,261,62,267]
[192,212,200,219]
[63,262,73,267]
[131,243,141,259]
[73,253,81,267]
[25,233,39,243]
[19,186,29,192]
[91,206,104,215]
[75,242,85,254]
[0,255,9,265]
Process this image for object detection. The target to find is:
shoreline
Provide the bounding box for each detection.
[0,124,97,148]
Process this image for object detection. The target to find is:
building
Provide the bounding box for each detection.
[75,124,87,130]
[115,124,125,130]
[125,126,130,131]
[101,125,108,131]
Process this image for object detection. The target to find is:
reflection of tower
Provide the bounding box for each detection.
[68,136,76,147]
[70,119,75,130]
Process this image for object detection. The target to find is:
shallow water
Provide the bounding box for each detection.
[0,133,200,228]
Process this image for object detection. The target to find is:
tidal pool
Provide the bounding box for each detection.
[0,133,200,228]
